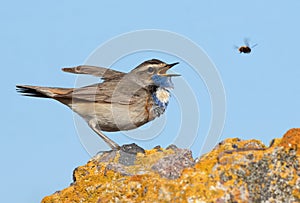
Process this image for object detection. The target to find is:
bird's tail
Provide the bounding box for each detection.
[16,85,71,98]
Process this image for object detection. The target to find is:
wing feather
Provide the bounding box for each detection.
[62,65,126,80]
[59,80,147,105]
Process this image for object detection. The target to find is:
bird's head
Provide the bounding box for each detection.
[128,59,180,88]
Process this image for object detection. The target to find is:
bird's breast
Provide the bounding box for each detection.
[150,87,170,118]
[68,87,171,132]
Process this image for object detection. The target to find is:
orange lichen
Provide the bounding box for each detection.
[279,128,300,154]
[42,129,300,202]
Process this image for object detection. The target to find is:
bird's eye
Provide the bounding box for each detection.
[147,67,154,73]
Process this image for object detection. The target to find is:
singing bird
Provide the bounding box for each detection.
[16,59,180,149]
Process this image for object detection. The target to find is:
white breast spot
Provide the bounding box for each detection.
[156,88,170,104]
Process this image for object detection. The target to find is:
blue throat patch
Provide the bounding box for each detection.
[151,75,174,88]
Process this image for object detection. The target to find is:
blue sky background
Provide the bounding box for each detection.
[2,1,300,202]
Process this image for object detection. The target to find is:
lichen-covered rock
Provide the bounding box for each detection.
[42,129,300,202]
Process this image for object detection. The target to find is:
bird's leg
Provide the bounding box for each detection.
[88,119,120,150]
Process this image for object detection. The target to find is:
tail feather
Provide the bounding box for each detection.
[16,85,72,98]
[16,85,50,98]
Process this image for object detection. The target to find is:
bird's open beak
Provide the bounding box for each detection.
[158,62,181,77]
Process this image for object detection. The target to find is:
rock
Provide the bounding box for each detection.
[42,129,300,202]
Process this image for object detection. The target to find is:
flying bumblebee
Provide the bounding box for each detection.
[236,38,257,54]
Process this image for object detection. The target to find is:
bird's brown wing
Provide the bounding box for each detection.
[62,65,126,80]
[61,79,148,105]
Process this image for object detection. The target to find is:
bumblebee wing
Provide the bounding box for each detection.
[62,65,126,80]
[233,45,240,50]
[244,38,250,47]
[251,43,258,48]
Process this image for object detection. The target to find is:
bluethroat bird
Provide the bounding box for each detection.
[16,59,180,150]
